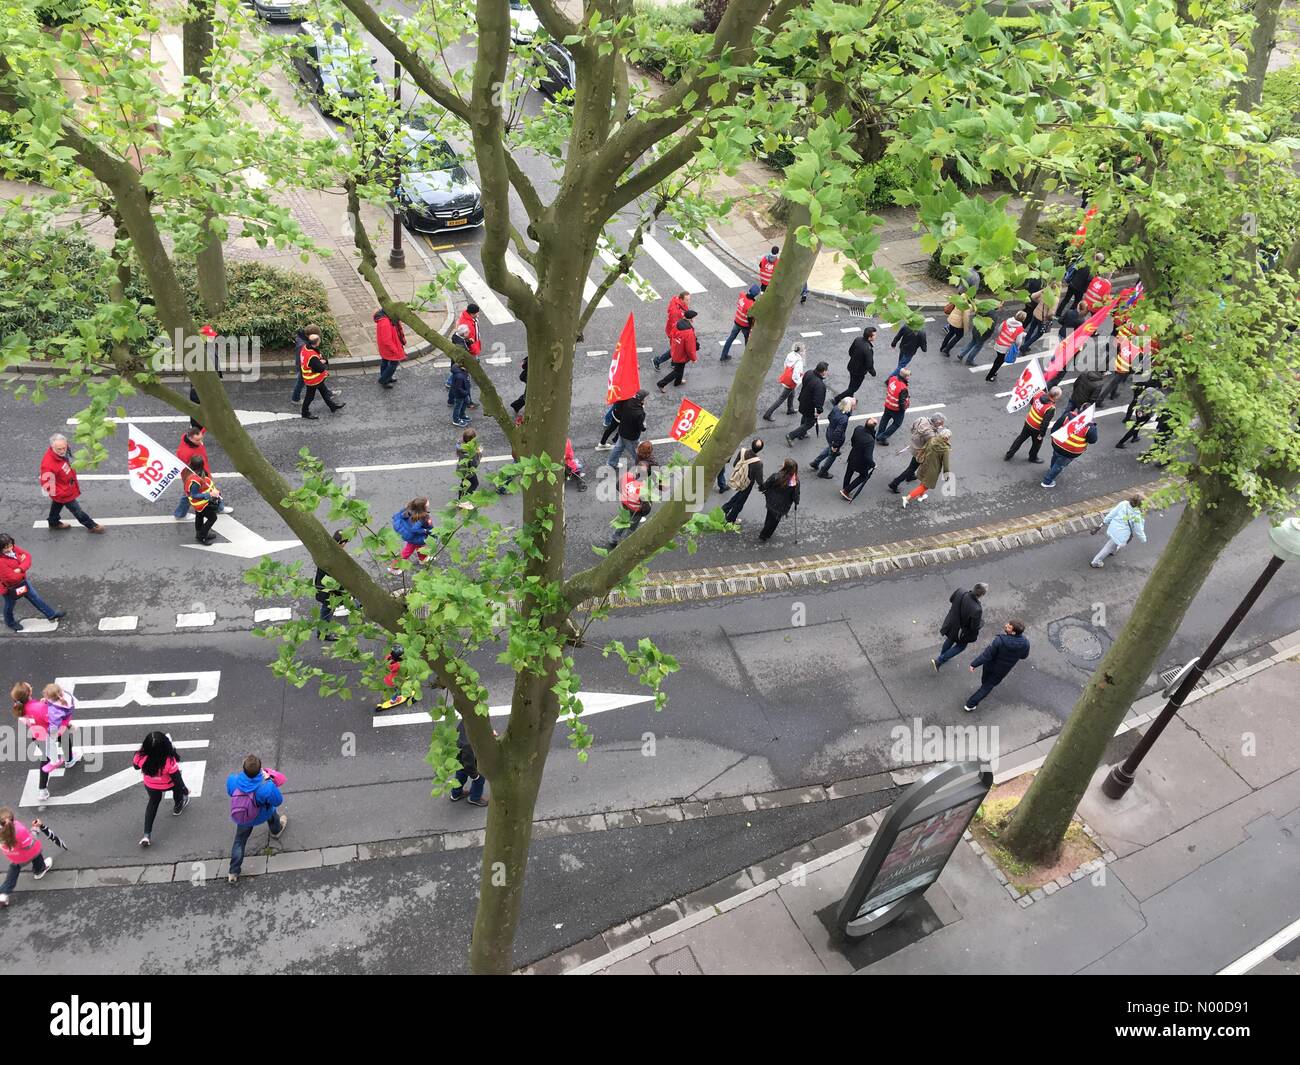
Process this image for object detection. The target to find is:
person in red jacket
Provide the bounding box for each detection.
[653,292,689,369]
[758,246,780,290]
[720,284,760,362]
[0,534,65,632]
[172,429,233,519]
[1,807,54,906]
[39,434,104,533]
[375,308,407,389]
[455,304,482,356]
[656,309,699,391]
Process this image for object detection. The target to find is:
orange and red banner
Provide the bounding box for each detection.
[1043,299,1118,378]
[606,313,640,404]
[1070,206,1098,248]
[668,397,720,452]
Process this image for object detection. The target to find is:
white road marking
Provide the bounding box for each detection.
[80,471,245,482]
[587,350,608,358]
[441,251,513,325]
[74,740,209,755]
[583,275,614,310]
[1094,407,1127,419]
[253,607,293,623]
[182,516,301,559]
[636,347,653,353]
[177,611,216,627]
[800,331,823,337]
[635,232,705,293]
[373,690,656,727]
[597,244,658,301]
[484,355,513,365]
[98,616,139,632]
[9,618,57,634]
[1218,916,1300,975]
[56,672,220,708]
[840,327,861,333]
[23,762,206,807]
[50,714,215,728]
[67,410,298,427]
[680,237,744,287]
[504,248,538,291]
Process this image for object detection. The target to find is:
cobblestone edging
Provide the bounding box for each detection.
[609,479,1169,608]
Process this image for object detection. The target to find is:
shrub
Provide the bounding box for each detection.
[632,0,704,76]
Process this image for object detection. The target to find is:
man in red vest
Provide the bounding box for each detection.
[173,428,233,519]
[653,292,689,369]
[985,311,1027,382]
[182,456,224,545]
[875,367,911,444]
[720,284,760,362]
[1080,263,1114,313]
[1004,386,1061,464]
[300,337,345,420]
[757,246,779,290]
[1042,413,1098,488]
[40,434,105,533]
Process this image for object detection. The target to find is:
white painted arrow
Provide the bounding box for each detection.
[67,410,301,428]
[21,761,206,808]
[372,690,656,728]
[31,514,300,559]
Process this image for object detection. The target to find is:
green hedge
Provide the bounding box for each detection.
[632,0,704,76]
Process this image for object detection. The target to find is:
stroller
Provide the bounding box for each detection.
[564,439,587,491]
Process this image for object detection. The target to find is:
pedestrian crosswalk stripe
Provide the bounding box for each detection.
[587,350,608,358]
[177,611,216,627]
[504,248,538,292]
[635,232,705,293]
[636,346,653,353]
[484,355,513,365]
[77,740,209,755]
[1094,407,1127,419]
[680,236,744,287]
[11,618,57,634]
[800,331,823,337]
[441,252,513,325]
[597,243,658,301]
[254,607,292,623]
[80,714,214,728]
[583,276,614,311]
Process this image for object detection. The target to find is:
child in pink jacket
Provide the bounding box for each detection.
[131,731,191,848]
[0,806,52,906]
[10,681,76,802]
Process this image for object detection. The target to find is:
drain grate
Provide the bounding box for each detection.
[849,307,871,318]
[1158,666,1182,688]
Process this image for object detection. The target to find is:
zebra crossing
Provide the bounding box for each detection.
[441,230,752,327]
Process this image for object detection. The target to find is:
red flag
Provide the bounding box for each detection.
[606,313,640,404]
[1043,299,1117,378]
[1070,206,1098,248]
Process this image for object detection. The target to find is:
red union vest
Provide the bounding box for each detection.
[1082,276,1112,310]
[995,318,1025,351]
[620,471,643,511]
[758,255,778,285]
[183,469,213,512]
[1025,393,1054,431]
[1114,338,1136,374]
[883,374,907,411]
[1056,422,1091,455]
[300,347,326,386]
[734,293,754,328]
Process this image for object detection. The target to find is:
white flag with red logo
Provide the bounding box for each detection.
[1005,357,1047,414]
[1050,403,1096,448]
[127,423,187,502]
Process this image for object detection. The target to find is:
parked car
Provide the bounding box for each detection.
[251,0,310,22]
[510,0,541,44]
[534,41,574,99]
[395,124,484,235]
[291,22,381,115]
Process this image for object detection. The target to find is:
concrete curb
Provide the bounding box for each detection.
[610,478,1170,608]
[534,628,1300,974]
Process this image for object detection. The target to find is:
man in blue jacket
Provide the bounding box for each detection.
[964,619,1030,713]
[226,754,288,883]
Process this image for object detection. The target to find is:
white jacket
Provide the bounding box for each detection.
[783,350,805,389]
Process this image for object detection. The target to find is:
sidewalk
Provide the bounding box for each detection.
[538,629,1300,974]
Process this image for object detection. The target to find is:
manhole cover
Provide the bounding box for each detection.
[650,945,703,975]
[1046,617,1112,667]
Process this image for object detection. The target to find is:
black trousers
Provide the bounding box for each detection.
[1005,424,1047,460]
[842,464,874,499]
[758,507,785,541]
[600,418,620,445]
[195,507,218,542]
[657,361,685,389]
[889,456,920,490]
[833,372,866,404]
[142,771,188,836]
[1056,288,1084,317]
[763,387,796,419]
[985,351,1011,380]
[721,483,753,523]
[510,392,526,414]
[302,381,340,415]
[789,412,818,440]
[939,325,963,353]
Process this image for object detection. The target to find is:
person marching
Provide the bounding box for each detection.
[511,356,528,415]
[875,367,911,444]
[721,438,764,525]
[1055,255,1094,318]
[299,331,344,420]
[1079,258,1114,314]
[653,292,689,370]
[456,428,481,499]
[132,731,190,848]
[762,342,805,421]
[1115,385,1165,449]
[757,458,800,542]
[932,583,986,672]
[720,284,760,362]
[1097,324,1140,406]
[314,530,351,640]
[1022,283,1053,350]
[810,398,854,478]
[40,434,105,533]
[388,497,433,575]
[889,319,927,375]
[839,418,879,502]
[11,681,77,802]
[786,361,828,445]
[455,303,483,357]
[1004,386,1060,464]
[888,412,945,494]
[605,389,647,470]
[375,307,407,389]
[290,323,319,407]
[939,302,969,357]
[955,308,998,366]
[1041,413,1098,489]
[449,716,488,807]
[226,754,289,883]
[833,326,876,403]
[1091,495,1147,569]
[901,427,952,509]
[448,360,473,427]
[609,442,657,546]
[0,534,65,632]
[656,308,698,392]
[38,684,78,780]
[757,245,780,291]
[181,456,223,546]
[985,311,1026,382]
[1050,369,1106,432]
[963,620,1030,713]
[0,807,53,906]
[173,428,231,519]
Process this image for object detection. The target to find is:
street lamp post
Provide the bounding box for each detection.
[388,57,405,270]
[1102,517,1300,799]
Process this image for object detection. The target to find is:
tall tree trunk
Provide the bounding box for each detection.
[183,7,226,316]
[1237,0,1282,112]
[999,485,1255,862]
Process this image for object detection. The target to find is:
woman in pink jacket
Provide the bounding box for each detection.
[131,731,191,848]
[10,681,77,802]
[0,806,52,906]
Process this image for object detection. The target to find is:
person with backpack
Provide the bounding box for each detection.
[762,343,805,421]
[226,754,288,883]
[1056,256,1094,318]
[1090,495,1147,569]
[131,731,190,848]
[757,458,800,542]
[939,302,970,356]
[0,807,53,906]
[809,398,854,478]
[888,412,945,494]
[448,717,488,807]
[720,439,764,525]
[901,428,952,509]
[11,681,77,802]
[388,498,433,576]
[931,583,987,672]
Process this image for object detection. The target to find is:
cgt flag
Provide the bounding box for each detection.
[1050,402,1096,448]
[669,397,720,453]
[127,423,187,502]
[1006,357,1047,414]
[606,313,640,404]
[1043,299,1118,379]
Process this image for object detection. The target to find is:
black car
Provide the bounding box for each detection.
[291,23,381,115]
[250,0,309,21]
[395,127,484,235]
[535,41,575,99]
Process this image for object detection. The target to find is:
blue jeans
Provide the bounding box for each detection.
[378,359,398,385]
[1,851,46,894]
[4,583,58,628]
[450,769,485,802]
[291,367,304,403]
[606,435,635,468]
[47,499,96,529]
[810,445,839,474]
[876,408,904,443]
[965,680,998,709]
[1043,449,1075,486]
[958,329,992,364]
[230,810,283,875]
[720,323,749,360]
[892,353,913,376]
[935,637,969,668]
[451,396,468,424]
[716,469,728,493]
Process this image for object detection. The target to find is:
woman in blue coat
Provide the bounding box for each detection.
[809,397,854,478]
[964,619,1030,713]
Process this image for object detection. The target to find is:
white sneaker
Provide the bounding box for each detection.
[900,495,909,509]
[269,813,289,840]
[139,835,151,848]
[65,752,80,769]
[0,893,8,907]
[33,858,52,880]
[37,788,50,801]
[1090,561,1104,569]
[221,504,235,515]
[594,443,613,452]
[386,564,403,576]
